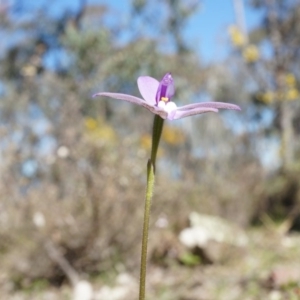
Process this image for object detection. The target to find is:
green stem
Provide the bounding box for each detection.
[139,159,154,300]
[139,115,164,300]
[150,115,164,172]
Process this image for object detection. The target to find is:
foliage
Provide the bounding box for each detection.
[228,0,300,169]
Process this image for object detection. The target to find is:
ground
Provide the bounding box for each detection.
[2,227,300,300]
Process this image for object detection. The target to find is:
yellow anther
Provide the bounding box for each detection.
[161,97,169,102]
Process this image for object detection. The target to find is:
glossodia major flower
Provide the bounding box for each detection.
[93,73,241,120]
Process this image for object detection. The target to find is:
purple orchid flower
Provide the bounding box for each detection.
[93,73,241,120]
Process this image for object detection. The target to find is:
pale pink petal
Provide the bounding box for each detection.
[137,76,159,105]
[93,92,168,119]
[172,107,219,120]
[177,102,241,111]
[93,92,145,105]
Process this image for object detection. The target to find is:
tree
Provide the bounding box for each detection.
[229,0,300,170]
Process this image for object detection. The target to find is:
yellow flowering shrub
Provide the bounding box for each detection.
[286,88,299,101]
[140,134,152,150]
[285,73,296,87]
[84,117,98,131]
[259,91,275,104]
[228,25,246,47]
[242,45,259,63]
[162,125,186,146]
[84,117,117,143]
[283,73,298,101]
[258,88,299,104]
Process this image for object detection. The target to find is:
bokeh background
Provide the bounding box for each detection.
[1,0,300,299]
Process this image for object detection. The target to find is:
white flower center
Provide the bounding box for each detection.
[158,101,177,113]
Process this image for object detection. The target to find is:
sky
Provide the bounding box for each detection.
[185,1,263,62]
[8,0,264,63]
[98,0,264,63]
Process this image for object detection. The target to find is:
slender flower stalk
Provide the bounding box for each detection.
[150,115,164,171]
[139,158,155,300]
[139,115,164,300]
[93,73,241,300]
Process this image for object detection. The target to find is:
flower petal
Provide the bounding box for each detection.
[172,107,219,120]
[93,92,145,105]
[93,92,168,119]
[137,76,159,105]
[177,102,241,111]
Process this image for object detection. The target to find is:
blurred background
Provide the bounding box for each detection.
[1,0,300,299]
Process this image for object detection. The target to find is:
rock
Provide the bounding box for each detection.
[95,273,137,300]
[179,212,248,263]
[73,280,94,300]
